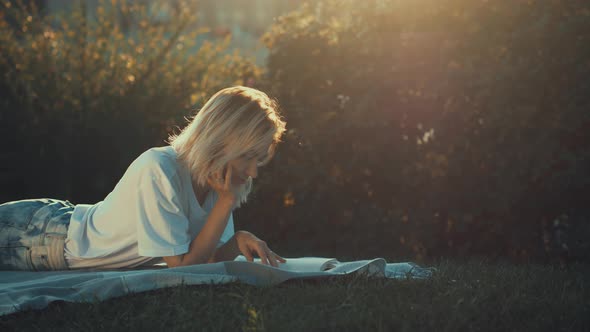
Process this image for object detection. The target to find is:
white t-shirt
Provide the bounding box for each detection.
[64,146,235,269]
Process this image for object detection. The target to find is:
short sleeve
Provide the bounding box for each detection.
[136,168,191,257]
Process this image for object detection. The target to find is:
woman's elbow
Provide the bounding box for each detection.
[163,254,210,268]
[162,254,185,268]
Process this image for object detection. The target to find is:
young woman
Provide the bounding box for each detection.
[0,86,287,271]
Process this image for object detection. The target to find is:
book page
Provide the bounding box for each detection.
[234,256,339,272]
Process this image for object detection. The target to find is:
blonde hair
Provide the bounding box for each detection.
[168,86,286,207]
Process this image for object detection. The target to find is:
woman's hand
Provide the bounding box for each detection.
[207,165,239,205]
[235,230,286,267]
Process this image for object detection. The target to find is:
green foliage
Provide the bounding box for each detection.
[245,0,590,261]
[2,0,589,262]
[0,0,261,201]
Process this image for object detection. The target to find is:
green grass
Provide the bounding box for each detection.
[1,260,589,331]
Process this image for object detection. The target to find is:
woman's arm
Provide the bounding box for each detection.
[162,165,285,268]
[163,166,237,268]
[163,196,234,268]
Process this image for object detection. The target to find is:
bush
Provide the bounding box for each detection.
[0,0,261,203]
[241,0,590,262]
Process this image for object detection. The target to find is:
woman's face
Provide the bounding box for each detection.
[226,148,269,185]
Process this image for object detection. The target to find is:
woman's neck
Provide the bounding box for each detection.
[193,182,210,206]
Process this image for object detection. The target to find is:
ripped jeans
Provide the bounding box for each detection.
[0,198,72,271]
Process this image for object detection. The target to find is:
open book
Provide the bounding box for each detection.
[234,256,340,272]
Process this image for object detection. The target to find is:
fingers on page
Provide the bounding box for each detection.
[266,251,280,267]
[260,242,276,267]
[267,248,280,268]
[275,253,287,263]
[257,247,270,266]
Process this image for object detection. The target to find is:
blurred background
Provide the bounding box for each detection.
[1,0,589,264]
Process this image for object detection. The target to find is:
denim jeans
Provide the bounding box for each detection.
[0,198,72,271]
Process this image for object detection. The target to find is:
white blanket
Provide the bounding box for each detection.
[0,257,434,316]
